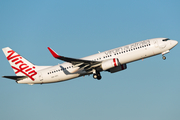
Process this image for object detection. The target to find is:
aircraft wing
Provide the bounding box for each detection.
[48,47,101,66]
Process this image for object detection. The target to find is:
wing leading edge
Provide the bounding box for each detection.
[47,47,101,65]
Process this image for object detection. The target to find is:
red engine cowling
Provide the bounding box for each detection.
[108,64,127,73]
[101,58,119,71]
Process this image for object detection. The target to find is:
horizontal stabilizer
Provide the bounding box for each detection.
[2,76,28,81]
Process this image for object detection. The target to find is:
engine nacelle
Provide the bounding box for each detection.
[101,58,119,71]
[108,64,127,73]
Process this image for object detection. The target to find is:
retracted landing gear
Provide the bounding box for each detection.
[92,69,102,80]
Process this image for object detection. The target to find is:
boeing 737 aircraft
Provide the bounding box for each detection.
[2,38,178,85]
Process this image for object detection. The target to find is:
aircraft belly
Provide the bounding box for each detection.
[42,72,80,83]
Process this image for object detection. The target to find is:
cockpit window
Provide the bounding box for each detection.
[162,38,170,41]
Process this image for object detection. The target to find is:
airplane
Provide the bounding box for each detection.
[2,38,178,85]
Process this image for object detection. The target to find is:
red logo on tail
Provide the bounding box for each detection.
[7,50,37,81]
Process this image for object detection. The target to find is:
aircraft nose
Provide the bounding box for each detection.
[171,40,178,47]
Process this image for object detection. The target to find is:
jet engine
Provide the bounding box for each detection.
[101,58,119,71]
[108,64,127,73]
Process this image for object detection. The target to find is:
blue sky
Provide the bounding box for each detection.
[0,0,180,120]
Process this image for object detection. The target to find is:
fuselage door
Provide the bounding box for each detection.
[39,73,43,81]
[158,40,166,49]
[154,39,166,49]
[154,40,159,48]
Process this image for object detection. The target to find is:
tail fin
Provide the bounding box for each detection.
[2,47,37,80]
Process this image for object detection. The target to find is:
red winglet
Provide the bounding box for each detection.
[48,47,61,58]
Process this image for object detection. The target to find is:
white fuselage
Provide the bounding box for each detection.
[17,38,178,85]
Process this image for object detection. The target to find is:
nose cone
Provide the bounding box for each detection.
[171,40,178,47]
